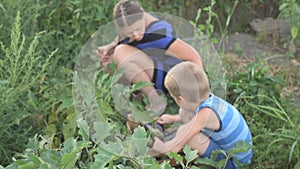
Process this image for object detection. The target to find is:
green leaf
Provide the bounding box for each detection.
[233,88,243,94]
[116,165,133,169]
[18,162,39,169]
[130,81,153,92]
[194,157,217,167]
[92,121,111,144]
[111,68,125,85]
[132,110,155,124]
[294,160,300,169]
[0,3,5,12]
[57,94,74,112]
[149,163,162,169]
[198,24,205,31]
[40,150,60,168]
[62,113,77,139]
[90,147,116,169]
[159,161,173,169]
[132,126,148,138]
[45,124,57,137]
[60,139,91,169]
[183,145,198,164]
[289,141,297,162]
[77,118,90,141]
[131,126,149,155]
[291,26,299,39]
[168,152,183,165]
[229,141,252,154]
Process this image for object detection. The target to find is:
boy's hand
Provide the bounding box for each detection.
[157,114,180,124]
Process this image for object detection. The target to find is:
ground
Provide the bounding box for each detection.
[223,32,300,103]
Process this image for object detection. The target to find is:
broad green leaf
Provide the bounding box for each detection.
[183,145,198,164]
[90,147,116,169]
[40,150,60,168]
[142,156,160,168]
[60,140,91,169]
[132,138,149,155]
[132,126,147,138]
[18,162,39,169]
[62,113,77,139]
[57,94,73,112]
[92,121,111,144]
[132,110,155,123]
[131,127,152,156]
[168,152,183,165]
[77,118,90,141]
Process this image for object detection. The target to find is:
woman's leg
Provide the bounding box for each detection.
[113,44,166,114]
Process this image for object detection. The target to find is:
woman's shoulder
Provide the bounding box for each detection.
[148,19,172,29]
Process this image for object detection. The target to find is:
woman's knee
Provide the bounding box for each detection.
[113,44,141,63]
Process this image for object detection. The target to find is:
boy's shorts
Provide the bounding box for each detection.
[200,139,252,169]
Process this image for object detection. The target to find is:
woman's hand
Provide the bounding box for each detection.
[156,114,180,124]
[96,44,116,67]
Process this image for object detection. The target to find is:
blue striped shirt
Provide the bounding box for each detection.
[195,93,253,165]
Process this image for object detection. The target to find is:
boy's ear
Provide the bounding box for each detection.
[178,96,185,103]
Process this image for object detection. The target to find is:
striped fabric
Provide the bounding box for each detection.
[195,93,253,165]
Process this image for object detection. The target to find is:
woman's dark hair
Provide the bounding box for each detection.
[113,0,144,27]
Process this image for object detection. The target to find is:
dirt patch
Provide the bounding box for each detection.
[223,32,300,103]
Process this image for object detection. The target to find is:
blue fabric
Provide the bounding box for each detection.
[195,94,253,166]
[201,139,235,169]
[119,20,176,50]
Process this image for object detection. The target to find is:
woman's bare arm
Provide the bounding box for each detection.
[166,39,203,68]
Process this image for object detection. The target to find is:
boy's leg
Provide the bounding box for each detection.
[187,132,235,169]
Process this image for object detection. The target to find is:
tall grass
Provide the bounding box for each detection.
[0,12,57,166]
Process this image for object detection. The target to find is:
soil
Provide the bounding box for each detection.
[222,32,300,104]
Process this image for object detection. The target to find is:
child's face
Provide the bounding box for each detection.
[169,92,180,107]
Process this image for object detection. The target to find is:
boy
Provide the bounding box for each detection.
[152,61,252,168]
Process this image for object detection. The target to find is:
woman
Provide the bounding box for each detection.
[97,0,203,113]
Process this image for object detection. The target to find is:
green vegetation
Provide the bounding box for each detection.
[0,0,299,168]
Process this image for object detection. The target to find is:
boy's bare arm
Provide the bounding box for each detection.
[153,108,211,154]
[157,114,181,124]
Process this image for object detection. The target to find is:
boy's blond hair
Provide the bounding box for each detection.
[164,61,210,103]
